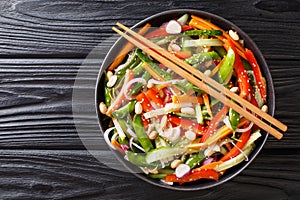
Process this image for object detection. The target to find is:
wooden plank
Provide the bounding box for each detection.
[0,0,298,59]
[0,149,298,199]
[0,58,299,149]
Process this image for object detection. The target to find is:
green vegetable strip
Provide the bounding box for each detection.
[184,29,223,36]
[116,51,139,76]
[218,47,235,84]
[146,146,186,164]
[185,51,220,65]
[111,100,135,119]
[132,114,153,152]
[229,107,240,132]
[128,70,151,96]
[136,49,173,80]
[126,151,159,168]
[185,151,205,169]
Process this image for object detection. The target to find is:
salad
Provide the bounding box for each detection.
[99,13,267,185]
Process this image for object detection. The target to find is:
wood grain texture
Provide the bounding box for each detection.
[0,0,299,199]
[0,150,299,200]
[0,0,298,59]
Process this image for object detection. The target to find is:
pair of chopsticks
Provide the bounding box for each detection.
[112,23,287,140]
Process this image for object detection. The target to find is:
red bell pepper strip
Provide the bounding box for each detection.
[141,113,150,128]
[227,39,251,99]
[136,92,153,112]
[165,169,219,184]
[172,51,192,59]
[220,126,251,162]
[200,106,229,143]
[168,116,206,135]
[145,88,164,108]
[244,49,267,103]
[145,28,169,38]
[106,70,135,115]
[181,25,193,32]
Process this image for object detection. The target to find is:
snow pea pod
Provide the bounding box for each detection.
[110,100,135,119]
[185,51,220,65]
[133,114,153,152]
[229,107,240,132]
[218,47,235,84]
[136,49,173,80]
[185,151,205,169]
[184,29,223,36]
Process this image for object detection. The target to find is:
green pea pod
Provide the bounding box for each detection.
[185,151,205,169]
[136,49,173,80]
[155,35,177,46]
[133,114,153,152]
[148,168,174,179]
[185,51,220,65]
[213,46,227,57]
[104,86,113,107]
[126,151,160,168]
[128,70,151,96]
[116,50,140,76]
[155,136,170,148]
[183,29,223,36]
[111,100,135,119]
[229,107,240,132]
[218,47,235,84]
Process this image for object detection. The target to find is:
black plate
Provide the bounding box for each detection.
[95,9,274,190]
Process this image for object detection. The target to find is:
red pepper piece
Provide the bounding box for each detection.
[141,113,150,128]
[220,126,251,162]
[165,169,219,184]
[145,28,169,38]
[172,51,192,59]
[200,106,229,143]
[168,116,206,135]
[227,39,251,99]
[145,88,164,108]
[136,92,153,112]
[181,25,193,32]
[244,49,267,103]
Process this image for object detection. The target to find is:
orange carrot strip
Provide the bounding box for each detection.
[191,15,245,53]
[172,94,204,105]
[108,23,151,71]
[202,93,212,117]
[198,161,223,170]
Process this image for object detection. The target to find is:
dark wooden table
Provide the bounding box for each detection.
[0,0,299,199]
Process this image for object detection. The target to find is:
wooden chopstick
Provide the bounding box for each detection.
[116,22,287,133]
[112,24,286,139]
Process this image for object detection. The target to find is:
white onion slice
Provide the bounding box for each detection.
[223,116,233,130]
[230,140,249,161]
[124,78,147,100]
[129,137,145,152]
[126,126,137,138]
[236,122,254,133]
[223,116,254,133]
[103,127,117,150]
[147,78,185,86]
[114,53,134,72]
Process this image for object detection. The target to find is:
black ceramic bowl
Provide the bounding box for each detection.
[95,9,274,190]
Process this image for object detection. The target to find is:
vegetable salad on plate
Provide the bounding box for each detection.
[99,13,267,185]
